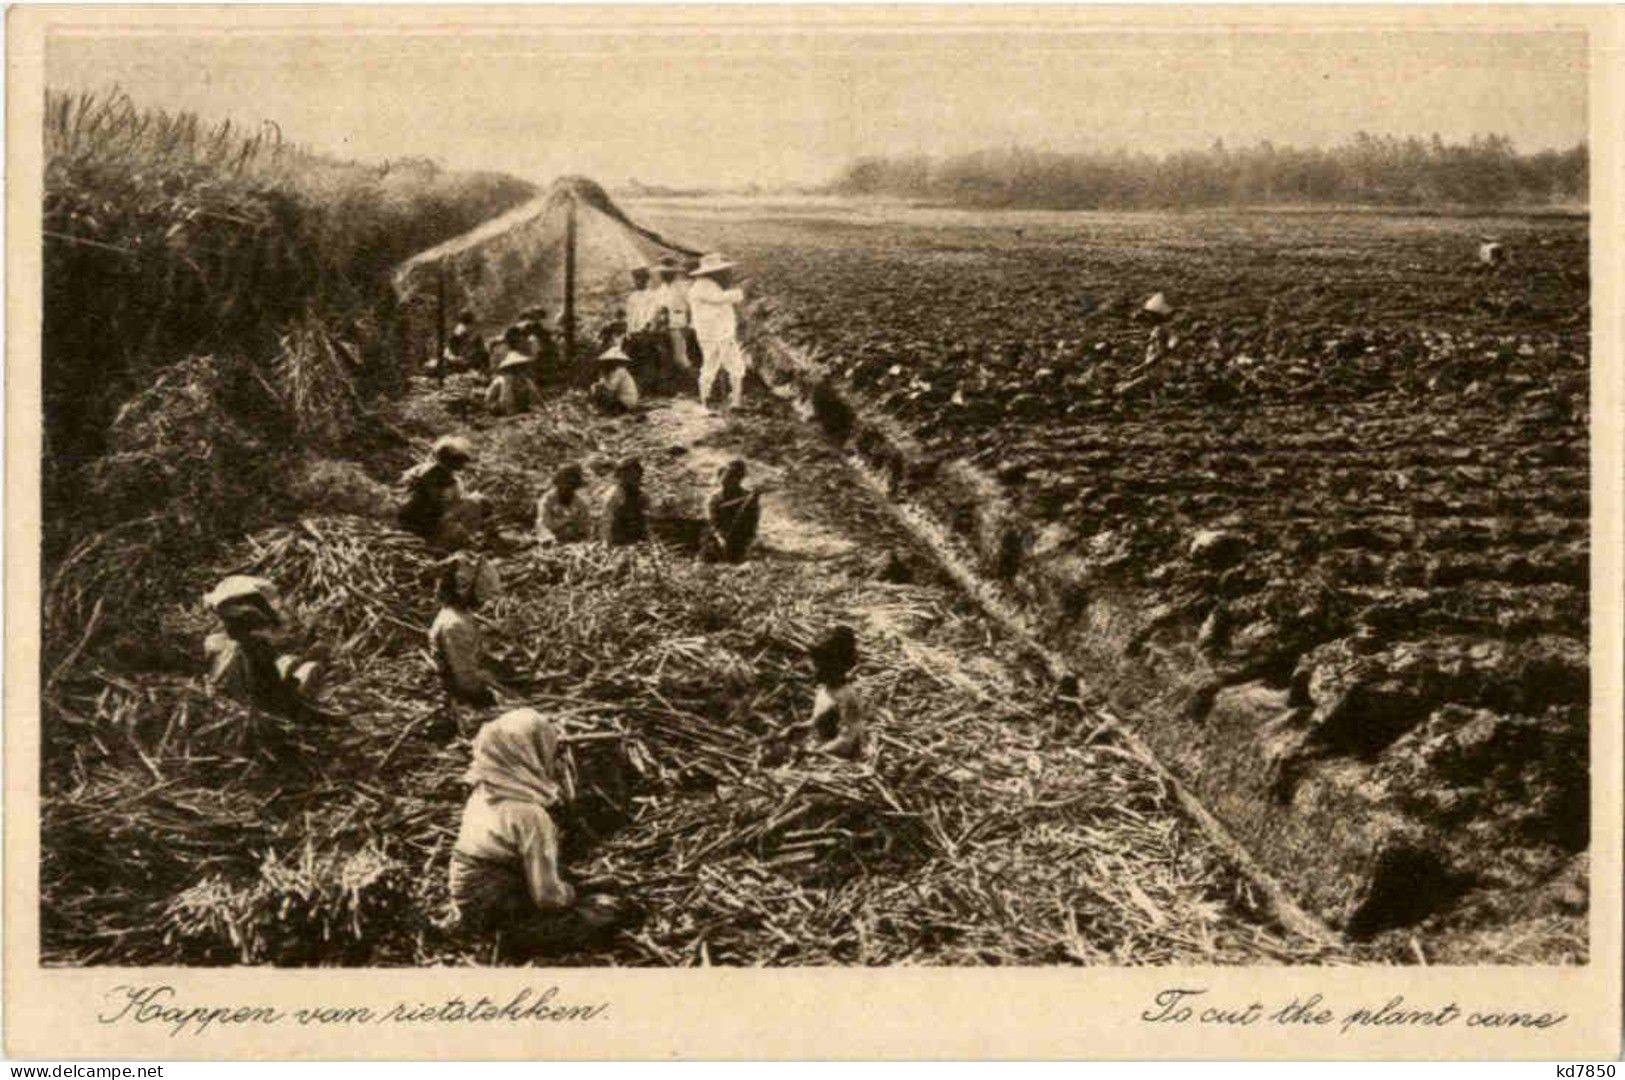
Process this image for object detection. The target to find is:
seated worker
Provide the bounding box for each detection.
[595,317,628,355]
[446,708,578,931]
[486,329,539,416]
[201,575,324,717]
[590,346,640,415]
[700,458,762,564]
[625,338,664,397]
[653,257,693,382]
[397,436,489,549]
[599,456,648,546]
[793,625,869,760]
[536,462,594,545]
[428,553,503,708]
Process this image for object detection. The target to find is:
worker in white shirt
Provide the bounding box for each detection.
[591,346,641,415]
[652,257,693,386]
[624,266,663,390]
[688,252,748,410]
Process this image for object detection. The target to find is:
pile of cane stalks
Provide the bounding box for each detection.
[42,500,1334,967]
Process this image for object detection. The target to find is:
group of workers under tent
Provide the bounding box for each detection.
[193,421,866,951]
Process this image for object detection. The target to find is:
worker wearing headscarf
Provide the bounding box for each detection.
[428,553,503,708]
[447,709,579,929]
[202,575,323,717]
[600,456,649,546]
[397,436,489,549]
[701,458,762,564]
[536,463,594,545]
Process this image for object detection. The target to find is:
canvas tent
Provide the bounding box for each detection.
[393,175,701,365]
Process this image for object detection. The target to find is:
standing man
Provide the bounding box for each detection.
[688,252,748,411]
[485,328,539,416]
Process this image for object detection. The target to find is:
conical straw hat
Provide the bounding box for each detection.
[203,575,281,620]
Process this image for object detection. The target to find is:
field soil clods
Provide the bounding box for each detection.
[632,199,1591,962]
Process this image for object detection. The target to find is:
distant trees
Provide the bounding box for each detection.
[832,134,1587,209]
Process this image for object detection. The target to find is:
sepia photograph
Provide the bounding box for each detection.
[8,6,1621,1057]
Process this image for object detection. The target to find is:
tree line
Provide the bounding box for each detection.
[831,134,1587,210]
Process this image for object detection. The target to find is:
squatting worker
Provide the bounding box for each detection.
[595,317,628,361]
[600,456,649,547]
[447,708,579,931]
[624,267,663,389]
[536,462,593,545]
[202,575,324,717]
[688,252,748,411]
[701,458,762,564]
[625,267,658,334]
[397,436,489,549]
[428,553,503,709]
[591,346,640,415]
[486,328,539,416]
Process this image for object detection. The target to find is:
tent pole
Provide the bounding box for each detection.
[564,192,577,373]
[435,258,447,387]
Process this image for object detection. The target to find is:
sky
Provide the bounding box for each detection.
[47,19,1589,190]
